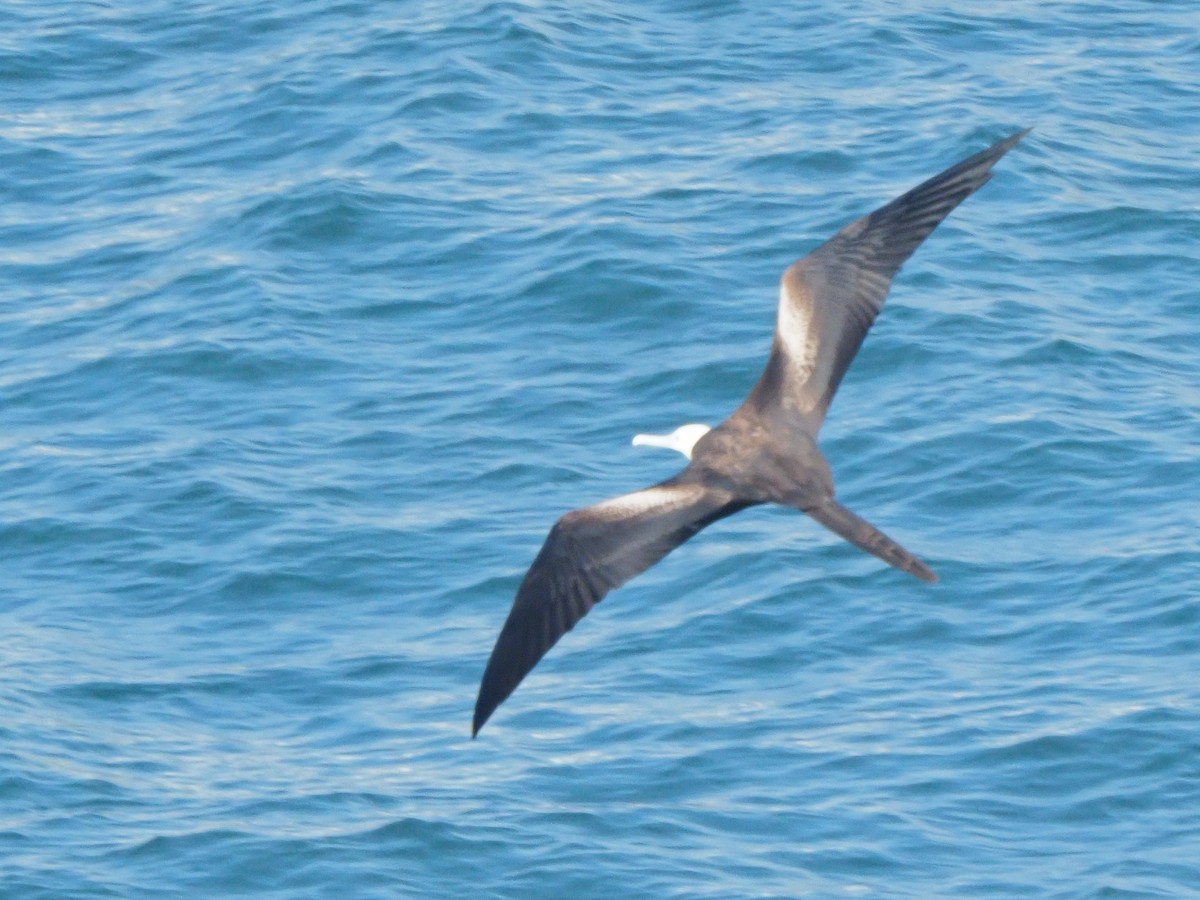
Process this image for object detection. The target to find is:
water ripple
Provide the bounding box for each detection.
[3,0,1199,897]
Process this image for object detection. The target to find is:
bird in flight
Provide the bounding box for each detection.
[473,129,1029,736]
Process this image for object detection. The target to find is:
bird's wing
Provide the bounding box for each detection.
[742,129,1028,433]
[473,478,746,735]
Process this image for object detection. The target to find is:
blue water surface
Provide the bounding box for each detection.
[3,1,1199,897]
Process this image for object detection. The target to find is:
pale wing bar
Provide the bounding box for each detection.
[473,481,745,735]
[766,129,1029,430]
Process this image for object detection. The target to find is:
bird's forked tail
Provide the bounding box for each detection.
[805,498,937,583]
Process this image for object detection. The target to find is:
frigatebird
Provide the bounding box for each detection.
[473,129,1028,735]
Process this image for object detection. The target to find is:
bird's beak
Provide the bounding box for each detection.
[632,432,672,450]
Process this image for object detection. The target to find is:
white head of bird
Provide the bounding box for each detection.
[631,423,712,460]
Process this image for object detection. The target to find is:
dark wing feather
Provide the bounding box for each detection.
[473,479,745,735]
[743,128,1029,433]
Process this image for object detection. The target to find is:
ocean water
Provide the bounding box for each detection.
[2,1,1199,896]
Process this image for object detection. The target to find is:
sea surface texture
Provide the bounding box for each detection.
[3,2,1199,897]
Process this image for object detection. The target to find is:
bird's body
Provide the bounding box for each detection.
[473,129,1029,736]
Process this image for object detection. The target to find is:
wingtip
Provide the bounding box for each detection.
[968,127,1032,166]
[980,127,1031,162]
[1008,126,1033,147]
[473,692,499,737]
